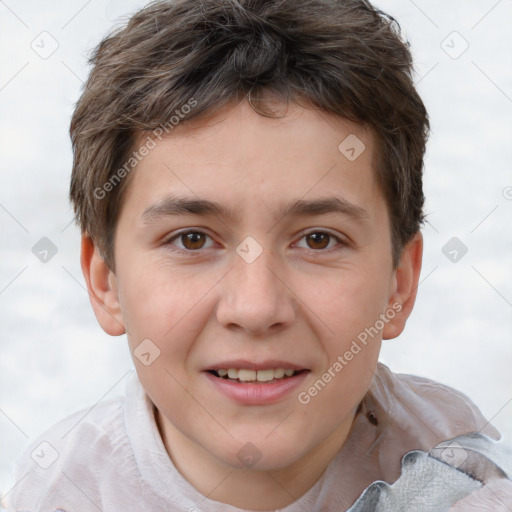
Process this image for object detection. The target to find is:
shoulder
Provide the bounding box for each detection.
[348,447,482,511]
[5,377,143,512]
[349,433,512,511]
[369,362,500,443]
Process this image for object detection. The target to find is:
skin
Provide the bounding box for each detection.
[81,98,423,510]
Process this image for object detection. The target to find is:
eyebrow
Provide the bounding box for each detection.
[141,195,369,225]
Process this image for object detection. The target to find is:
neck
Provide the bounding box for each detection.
[156,409,356,510]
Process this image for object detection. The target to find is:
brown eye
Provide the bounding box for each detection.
[180,232,207,250]
[295,230,345,252]
[305,232,331,250]
[167,231,215,252]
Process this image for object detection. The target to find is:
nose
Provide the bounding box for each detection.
[215,245,297,336]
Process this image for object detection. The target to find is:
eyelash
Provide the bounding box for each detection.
[164,229,347,255]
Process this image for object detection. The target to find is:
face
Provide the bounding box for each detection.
[85,99,420,477]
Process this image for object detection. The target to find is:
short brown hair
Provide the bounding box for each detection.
[70,0,429,269]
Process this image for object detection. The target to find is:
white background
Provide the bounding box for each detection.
[1,0,511,501]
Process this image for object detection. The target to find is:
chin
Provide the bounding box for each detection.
[211,432,308,472]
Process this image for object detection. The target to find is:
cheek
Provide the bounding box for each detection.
[300,335,381,426]
[308,270,391,345]
[118,259,214,339]
[119,265,211,402]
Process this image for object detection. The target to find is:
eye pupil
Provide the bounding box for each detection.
[182,232,205,250]
[307,232,330,249]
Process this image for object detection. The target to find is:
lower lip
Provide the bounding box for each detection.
[204,371,309,405]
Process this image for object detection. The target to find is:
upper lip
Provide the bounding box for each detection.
[205,360,308,371]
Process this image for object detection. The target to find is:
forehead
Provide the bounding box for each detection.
[121,99,382,224]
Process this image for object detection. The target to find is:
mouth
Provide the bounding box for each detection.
[203,363,310,405]
[207,368,308,383]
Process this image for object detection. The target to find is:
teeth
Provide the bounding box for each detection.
[238,369,256,381]
[256,369,274,382]
[215,368,298,382]
[227,369,238,379]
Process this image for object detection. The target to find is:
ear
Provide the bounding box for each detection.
[382,232,423,340]
[80,235,126,336]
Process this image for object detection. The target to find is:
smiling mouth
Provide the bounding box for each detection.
[207,368,308,383]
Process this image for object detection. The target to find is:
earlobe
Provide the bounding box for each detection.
[382,232,423,340]
[80,236,126,336]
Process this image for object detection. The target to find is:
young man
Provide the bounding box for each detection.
[6,0,512,510]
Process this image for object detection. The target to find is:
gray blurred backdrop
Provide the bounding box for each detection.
[1,0,511,499]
